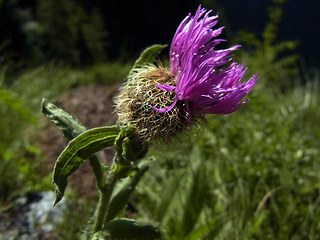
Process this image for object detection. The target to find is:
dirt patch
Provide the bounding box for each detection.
[37,83,121,199]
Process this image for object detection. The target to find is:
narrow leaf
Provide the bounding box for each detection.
[129,44,167,77]
[184,217,224,240]
[105,164,149,222]
[181,146,207,237]
[53,126,120,205]
[41,98,86,140]
[156,176,181,222]
[104,218,161,240]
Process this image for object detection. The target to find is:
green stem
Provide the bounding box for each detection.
[92,171,118,233]
[89,155,105,191]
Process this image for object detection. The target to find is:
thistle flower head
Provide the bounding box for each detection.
[115,6,258,142]
[115,64,192,141]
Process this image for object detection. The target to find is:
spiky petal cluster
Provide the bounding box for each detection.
[115,6,258,142]
[153,6,258,119]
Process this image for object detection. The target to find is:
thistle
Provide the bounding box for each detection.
[42,6,259,239]
[115,6,258,141]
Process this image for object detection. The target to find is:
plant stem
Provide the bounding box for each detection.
[89,153,118,234]
[89,155,105,191]
[92,171,118,233]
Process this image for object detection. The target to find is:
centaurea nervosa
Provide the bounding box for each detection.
[153,6,258,116]
[115,6,258,141]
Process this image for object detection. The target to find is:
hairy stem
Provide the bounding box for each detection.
[89,155,106,191]
[92,171,118,233]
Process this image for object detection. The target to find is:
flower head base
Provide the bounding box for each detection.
[115,6,258,142]
[114,64,194,141]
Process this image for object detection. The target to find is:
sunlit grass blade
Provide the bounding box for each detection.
[156,176,182,223]
[180,146,207,237]
[0,89,37,124]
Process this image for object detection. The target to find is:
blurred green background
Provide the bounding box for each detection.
[0,0,319,239]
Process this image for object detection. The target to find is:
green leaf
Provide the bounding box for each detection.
[181,146,207,237]
[156,176,182,222]
[41,98,86,140]
[53,126,120,205]
[129,44,167,77]
[105,164,149,222]
[184,216,225,240]
[0,89,37,124]
[104,218,161,240]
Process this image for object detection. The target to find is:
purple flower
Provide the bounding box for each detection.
[115,6,259,141]
[152,6,258,121]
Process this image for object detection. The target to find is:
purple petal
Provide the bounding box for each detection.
[156,5,258,120]
[156,83,176,92]
[151,97,178,113]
